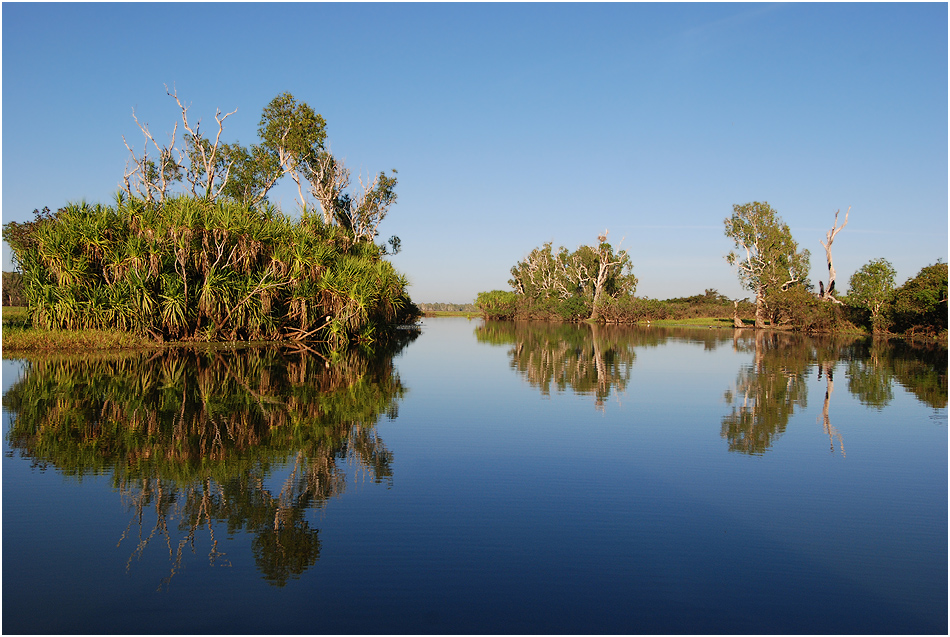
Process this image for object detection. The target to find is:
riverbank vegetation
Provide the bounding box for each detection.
[2,89,419,351]
[475,203,946,340]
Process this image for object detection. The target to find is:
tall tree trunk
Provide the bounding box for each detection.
[754,288,767,329]
[733,300,744,328]
[590,285,604,321]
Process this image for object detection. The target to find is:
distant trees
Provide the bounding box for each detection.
[500,232,636,321]
[471,204,943,338]
[724,201,811,329]
[2,271,24,306]
[417,302,478,313]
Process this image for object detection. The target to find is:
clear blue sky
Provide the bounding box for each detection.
[2,2,947,303]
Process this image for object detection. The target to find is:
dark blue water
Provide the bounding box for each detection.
[3,319,947,634]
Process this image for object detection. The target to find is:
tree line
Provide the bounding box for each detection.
[3,90,419,347]
[476,201,947,338]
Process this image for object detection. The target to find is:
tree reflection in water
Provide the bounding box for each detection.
[4,333,416,588]
[475,320,945,452]
[722,331,811,455]
[723,330,947,455]
[475,321,643,409]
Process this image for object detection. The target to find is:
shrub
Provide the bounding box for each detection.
[475,290,519,320]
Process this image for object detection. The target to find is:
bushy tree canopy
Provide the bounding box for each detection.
[888,261,948,335]
[847,258,896,332]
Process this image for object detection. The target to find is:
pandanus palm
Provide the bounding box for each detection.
[6,192,416,345]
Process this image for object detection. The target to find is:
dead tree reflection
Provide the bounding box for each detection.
[817,361,845,457]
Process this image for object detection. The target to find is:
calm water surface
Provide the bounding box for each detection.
[3,318,947,634]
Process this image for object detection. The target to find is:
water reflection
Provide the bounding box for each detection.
[475,321,946,454]
[722,331,814,455]
[475,322,644,409]
[723,330,947,454]
[3,333,417,588]
[847,337,948,410]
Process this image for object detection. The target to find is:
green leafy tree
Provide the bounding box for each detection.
[847,258,896,332]
[258,92,327,208]
[724,201,811,328]
[888,261,948,336]
[216,142,283,206]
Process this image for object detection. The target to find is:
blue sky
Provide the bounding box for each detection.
[2,2,947,303]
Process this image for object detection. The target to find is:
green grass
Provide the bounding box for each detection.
[424,310,483,318]
[2,306,153,353]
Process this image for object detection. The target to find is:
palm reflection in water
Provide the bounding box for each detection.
[4,337,415,588]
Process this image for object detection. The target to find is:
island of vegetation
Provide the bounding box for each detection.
[2,89,420,351]
[475,203,947,340]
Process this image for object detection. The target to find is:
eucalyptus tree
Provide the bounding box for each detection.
[304,150,399,246]
[122,89,325,207]
[589,230,631,320]
[258,92,327,209]
[724,201,811,329]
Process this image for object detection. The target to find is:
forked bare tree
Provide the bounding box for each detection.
[122,112,182,203]
[347,170,399,243]
[167,86,238,201]
[819,206,849,303]
[122,86,238,203]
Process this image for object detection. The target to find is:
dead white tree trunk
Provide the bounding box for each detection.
[819,207,849,303]
[307,150,350,225]
[122,111,180,203]
[167,85,237,202]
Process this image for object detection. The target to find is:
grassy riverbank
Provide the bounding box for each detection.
[423,310,482,318]
[2,306,153,352]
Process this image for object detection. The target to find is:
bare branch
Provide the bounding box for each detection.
[166,84,237,201]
